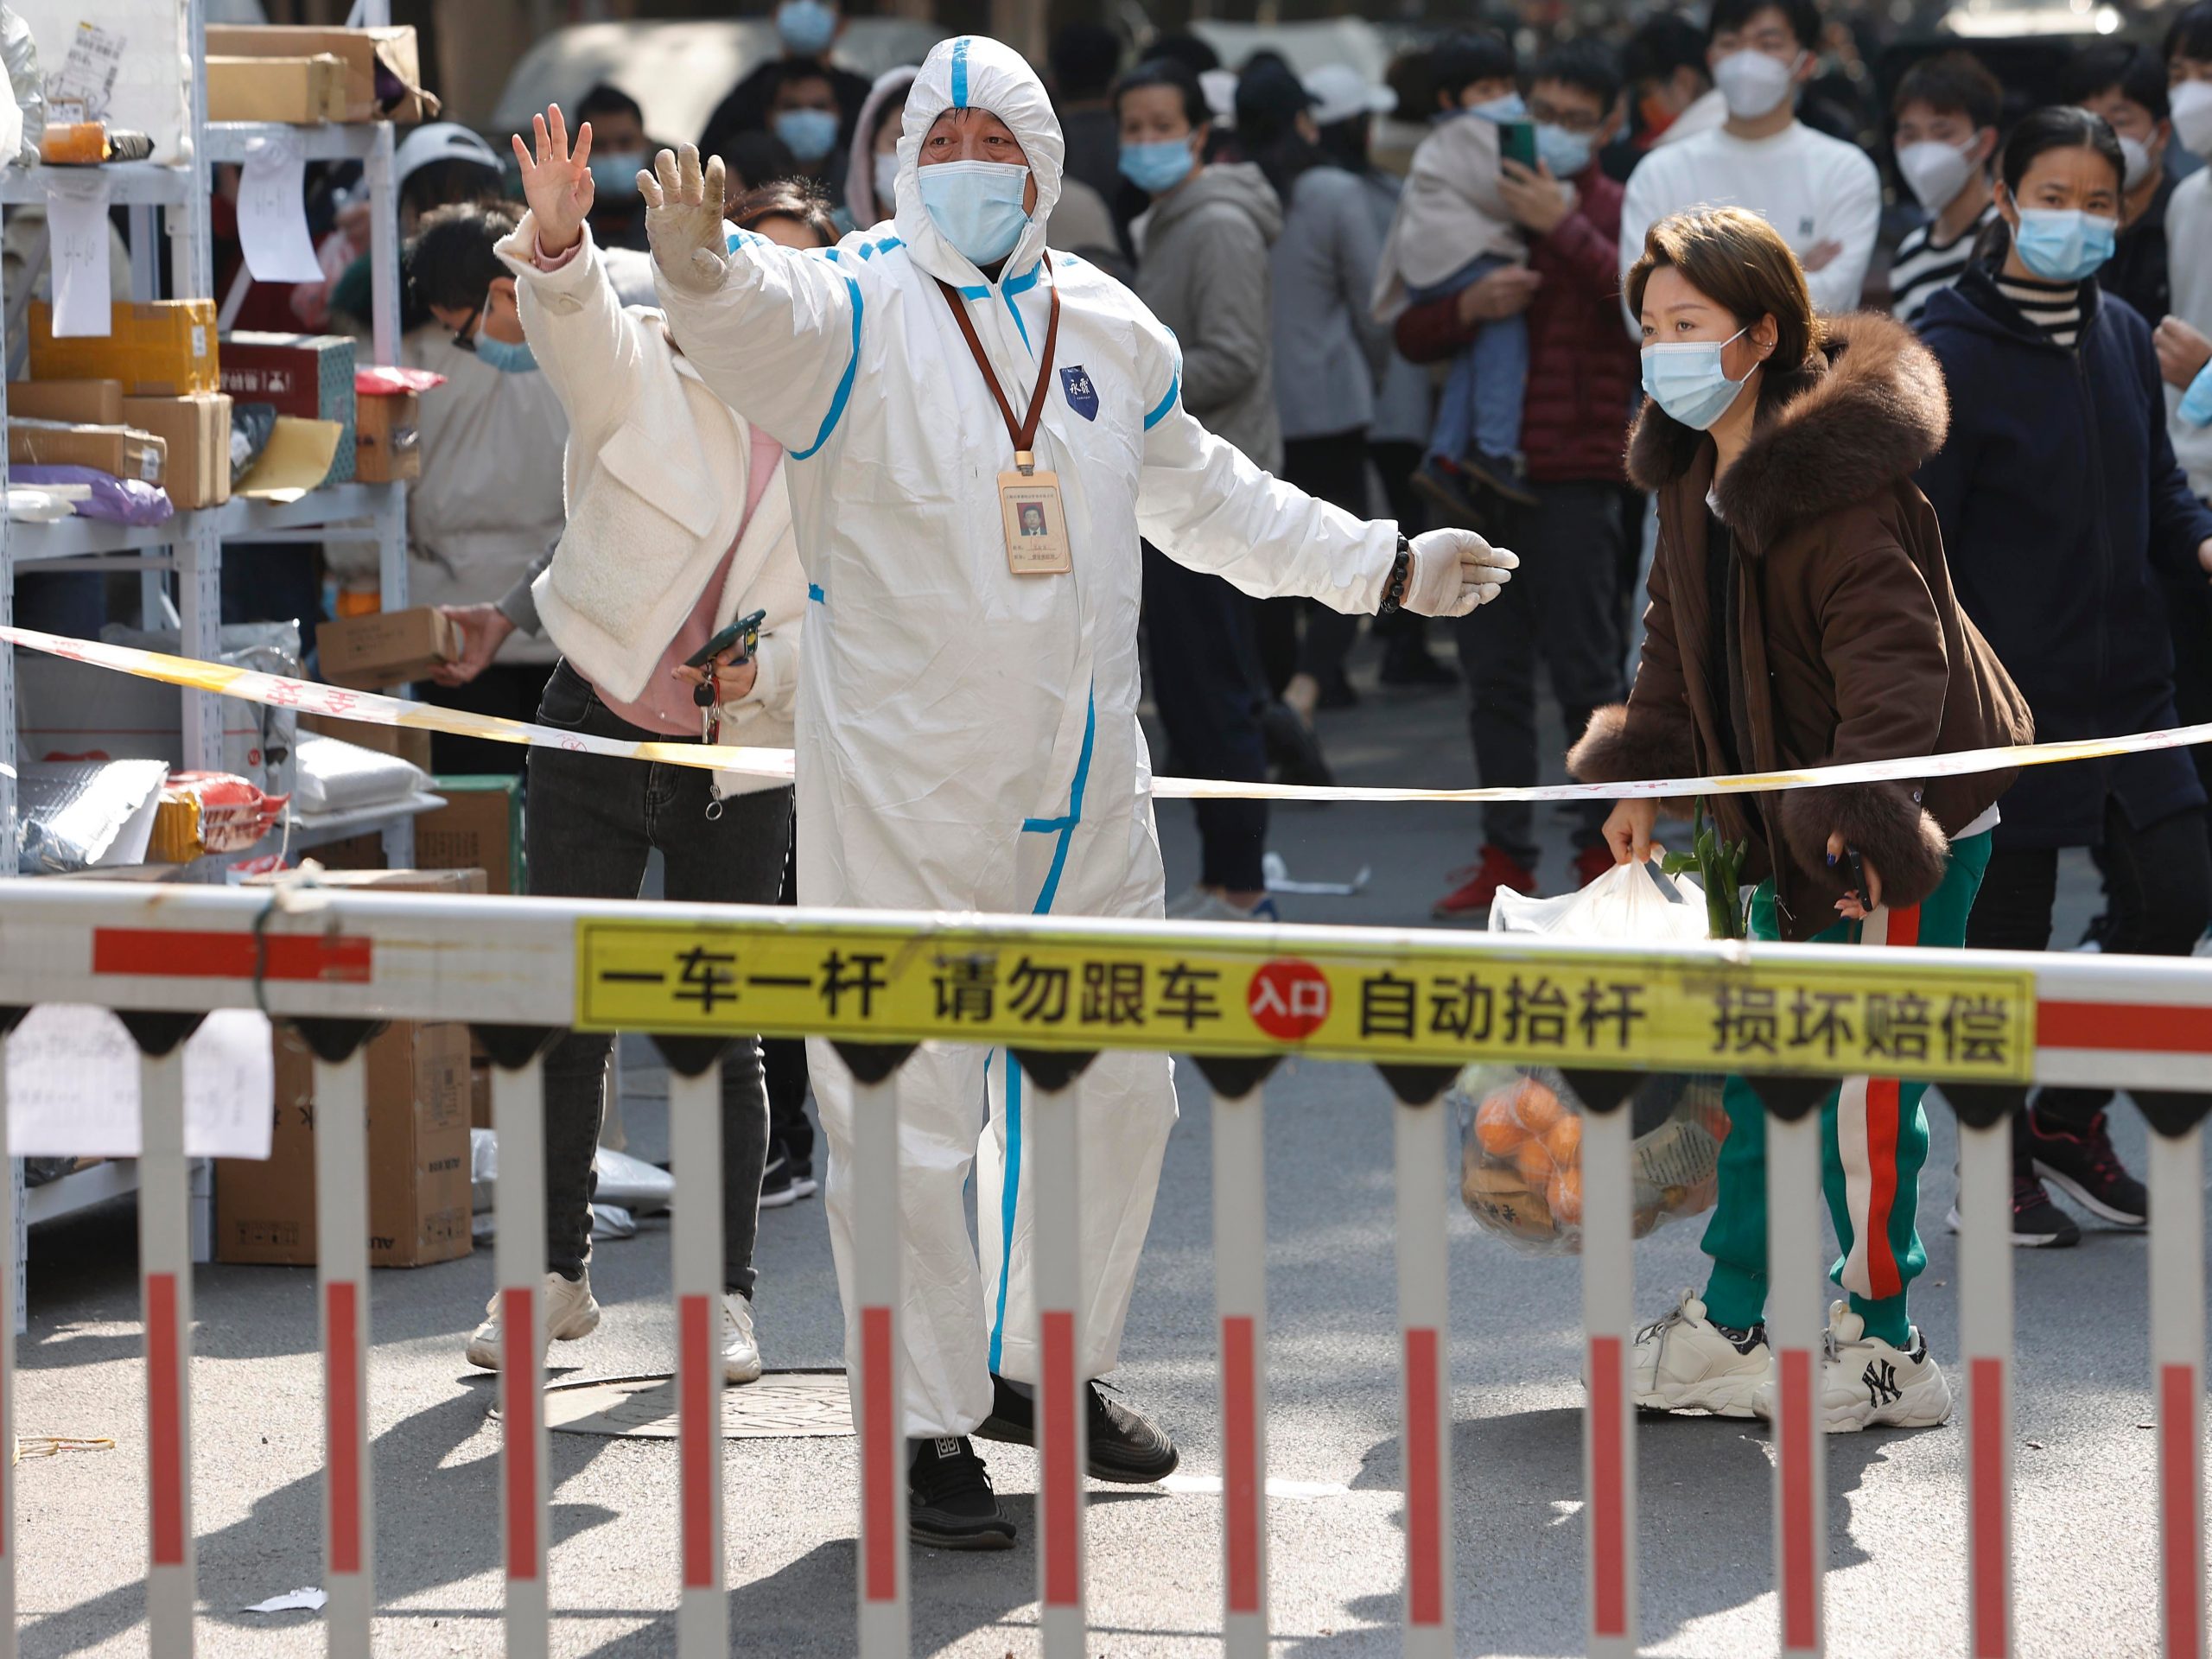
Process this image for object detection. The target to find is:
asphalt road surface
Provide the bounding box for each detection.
[13,634,2203,1656]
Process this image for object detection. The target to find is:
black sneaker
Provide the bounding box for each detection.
[908,1436,1015,1550]
[1461,447,1539,507]
[975,1373,1180,1484]
[2026,1108,2148,1227]
[760,1154,801,1211]
[2005,1175,2082,1248]
[1259,701,1332,788]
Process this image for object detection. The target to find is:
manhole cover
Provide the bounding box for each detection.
[540,1369,853,1440]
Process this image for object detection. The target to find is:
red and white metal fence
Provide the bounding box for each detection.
[0,878,2204,1656]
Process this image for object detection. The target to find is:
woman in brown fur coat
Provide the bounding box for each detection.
[1569,206,2032,1433]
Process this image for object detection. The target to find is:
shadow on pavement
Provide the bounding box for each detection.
[1319,1404,1896,1656]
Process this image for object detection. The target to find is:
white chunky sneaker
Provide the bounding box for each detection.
[1630,1290,1770,1418]
[721,1291,762,1384]
[1765,1300,1950,1433]
[464,1271,601,1370]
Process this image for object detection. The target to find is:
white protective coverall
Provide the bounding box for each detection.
[655,36,1407,1438]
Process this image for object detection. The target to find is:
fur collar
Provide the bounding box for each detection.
[1625,311,1948,550]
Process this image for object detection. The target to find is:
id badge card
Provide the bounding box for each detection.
[999,470,1071,575]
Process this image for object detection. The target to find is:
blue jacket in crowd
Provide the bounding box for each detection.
[1916,263,2212,849]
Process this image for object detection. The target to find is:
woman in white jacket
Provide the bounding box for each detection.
[435,105,810,1384]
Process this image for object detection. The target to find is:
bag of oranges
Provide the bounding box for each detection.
[1452,1065,1729,1253]
[1453,858,1730,1252]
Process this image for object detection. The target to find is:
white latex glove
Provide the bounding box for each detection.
[1403,528,1518,617]
[639,143,730,296]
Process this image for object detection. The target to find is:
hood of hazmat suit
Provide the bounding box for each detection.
[655,34,1399,1440]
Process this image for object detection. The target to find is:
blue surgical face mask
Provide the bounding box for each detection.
[2012,206,2119,283]
[1119,137,1195,194]
[1641,325,1750,430]
[1463,92,1528,124]
[773,107,840,164]
[474,332,539,374]
[776,0,836,58]
[918,158,1031,267]
[587,151,645,198]
[1534,122,1593,178]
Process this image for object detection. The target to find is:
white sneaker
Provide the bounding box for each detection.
[464,1271,601,1370]
[721,1291,762,1384]
[1165,887,1281,924]
[1630,1290,1770,1418]
[1760,1300,1950,1433]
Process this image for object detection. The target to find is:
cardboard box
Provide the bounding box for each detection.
[353,390,419,483]
[9,378,123,426]
[220,332,355,483]
[203,25,437,124]
[306,831,386,872]
[420,775,525,894]
[121,394,232,510]
[317,606,458,690]
[217,1020,473,1268]
[300,710,432,775]
[206,54,348,124]
[8,419,164,484]
[29,300,218,397]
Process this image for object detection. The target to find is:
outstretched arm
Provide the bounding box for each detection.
[641,143,865,459]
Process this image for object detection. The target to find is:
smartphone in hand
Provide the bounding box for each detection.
[1498,120,1538,172]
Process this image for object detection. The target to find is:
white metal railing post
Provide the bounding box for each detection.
[1956,1115,2014,1659]
[492,1053,551,1658]
[1580,1087,1637,1659]
[1392,1077,1453,1659]
[1211,1082,1268,1657]
[0,1019,17,1657]
[138,1044,196,1655]
[1029,1071,1088,1656]
[2148,1117,2207,1659]
[848,1065,909,1658]
[1767,1100,1827,1659]
[311,1048,374,1659]
[667,1059,727,1657]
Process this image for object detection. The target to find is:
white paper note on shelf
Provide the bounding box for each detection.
[5,1007,275,1160]
[44,172,113,338]
[238,132,323,283]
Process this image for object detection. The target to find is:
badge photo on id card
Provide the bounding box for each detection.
[999,470,1071,575]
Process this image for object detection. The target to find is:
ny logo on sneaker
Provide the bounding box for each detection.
[1862,1359,1902,1408]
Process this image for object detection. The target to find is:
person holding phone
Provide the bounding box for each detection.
[1575,205,2030,1431]
[1371,29,1541,522]
[434,109,815,1388]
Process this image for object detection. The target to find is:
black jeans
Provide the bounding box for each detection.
[760,836,814,1179]
[525,660,790,1293]
[1141,544,1269,892]
[1258,432,1367,695]
[1962,801,2212,1160]
[1452,480,1629,864]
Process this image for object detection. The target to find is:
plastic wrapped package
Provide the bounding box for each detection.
[15,758,168,872]
[290,732,429,815]
[10,463,171,524]
[1454,1065,1730,1254]
[149,772,286,861]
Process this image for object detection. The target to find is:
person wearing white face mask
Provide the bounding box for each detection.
[1618,0,1879,330]
[2063,42,2180,323]
[1579,204,2030,1432]
[1886,53,2002,328]
[638,35,1517,1548]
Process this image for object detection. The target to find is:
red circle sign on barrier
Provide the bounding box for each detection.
[1248,959,1332,1040]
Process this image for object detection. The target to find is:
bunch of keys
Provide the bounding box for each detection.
[684,607,767,819]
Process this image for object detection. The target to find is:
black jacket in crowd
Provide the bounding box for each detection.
[1916,261,2212,849]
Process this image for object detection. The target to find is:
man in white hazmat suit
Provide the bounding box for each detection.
[639,35,1516,1550]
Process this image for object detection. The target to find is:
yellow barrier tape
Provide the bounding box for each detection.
[8,622,2210,808]
[575,917,2037,1082]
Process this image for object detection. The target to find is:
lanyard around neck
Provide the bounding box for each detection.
[934,254,1062,475]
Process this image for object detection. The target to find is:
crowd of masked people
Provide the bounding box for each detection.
[183,0,2212,1258]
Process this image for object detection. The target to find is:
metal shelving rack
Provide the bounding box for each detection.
[1,0,428,1268]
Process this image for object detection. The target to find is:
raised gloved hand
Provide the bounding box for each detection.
[639,143,730,296]
[1403,528,1518,617]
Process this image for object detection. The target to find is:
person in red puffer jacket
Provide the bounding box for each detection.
[1395,39,1641,918]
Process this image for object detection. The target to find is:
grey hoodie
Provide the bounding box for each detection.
[1132,162,1285,471]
